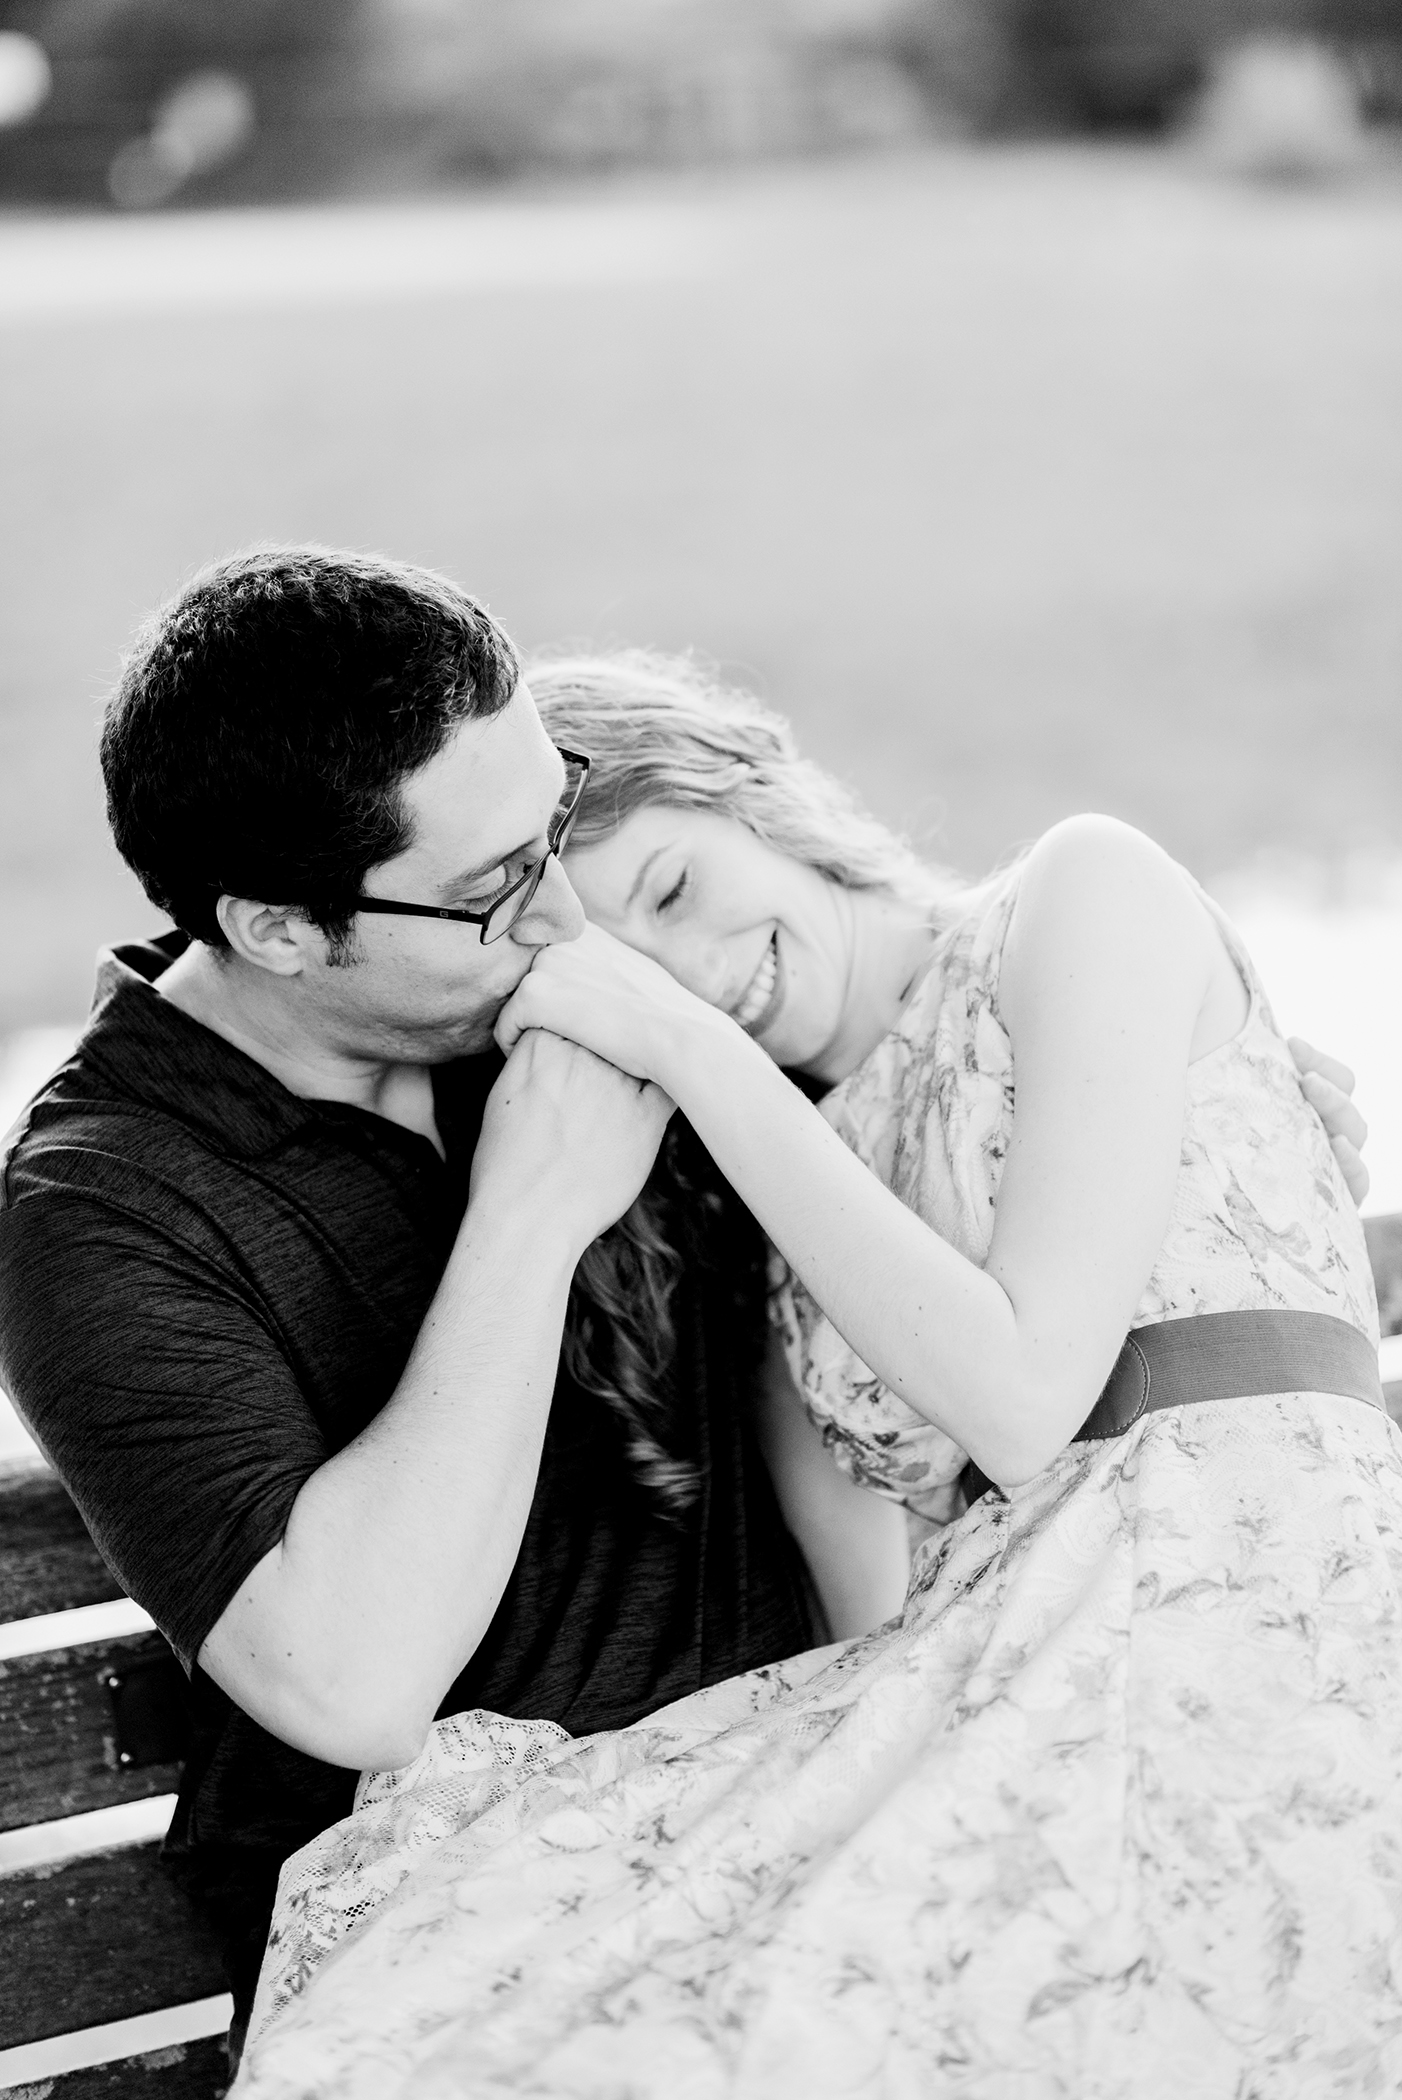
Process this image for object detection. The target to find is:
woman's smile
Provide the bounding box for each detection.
[562,806,853,1071]
[730,932,781,1034]
[563,804,946,1082]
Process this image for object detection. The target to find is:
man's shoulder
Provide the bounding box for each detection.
[0,1035,272,1269]
[5,1047,203,1185]
[4,933,312,1218]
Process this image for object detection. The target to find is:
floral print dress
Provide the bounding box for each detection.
[235,869,1402,2100]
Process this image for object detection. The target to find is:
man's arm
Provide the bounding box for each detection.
[198,1030,671,1770]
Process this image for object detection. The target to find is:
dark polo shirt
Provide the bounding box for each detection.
[0,934,823,2017]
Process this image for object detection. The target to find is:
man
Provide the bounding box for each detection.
[0,549,830,2052]
[0,546,1369,2053]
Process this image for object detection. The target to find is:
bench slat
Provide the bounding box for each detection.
[0,1461,122,1621]
[12,2031,229,2099]
[0,1997,230,2095]
[0,1842,227,2050]
[0,1633,183,1833]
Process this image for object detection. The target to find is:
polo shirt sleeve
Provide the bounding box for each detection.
[0,1193,327,1671]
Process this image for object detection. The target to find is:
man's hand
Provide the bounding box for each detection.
[200,1032,673,1773]
[1289,1037,1369,1206]
[472,1027,675,1247]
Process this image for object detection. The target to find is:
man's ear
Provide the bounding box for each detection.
[216,895,317,978]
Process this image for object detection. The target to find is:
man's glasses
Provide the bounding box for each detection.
[352,748,591,945]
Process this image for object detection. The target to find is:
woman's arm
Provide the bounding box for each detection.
[501,818,1223,1488]
[755,1325,912,1639]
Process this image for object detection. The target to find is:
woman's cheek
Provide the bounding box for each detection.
[651,938,711,1003]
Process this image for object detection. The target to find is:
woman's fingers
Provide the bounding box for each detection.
[493,948,625,1070]
[493,1005,521,1056]
[493,981,539,1057]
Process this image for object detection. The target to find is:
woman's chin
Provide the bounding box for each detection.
[758,1016,827,1075]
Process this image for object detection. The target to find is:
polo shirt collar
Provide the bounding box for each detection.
[81,935,500,1165]
[81,933,356,1160]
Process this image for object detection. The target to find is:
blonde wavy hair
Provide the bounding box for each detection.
[531,648,963,1518]
[529,648,956,917]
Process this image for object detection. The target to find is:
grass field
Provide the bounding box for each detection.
[1,140,1399,1029]
[0,141,1400,1453]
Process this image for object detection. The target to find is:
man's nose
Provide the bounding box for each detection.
[510,852,586,949]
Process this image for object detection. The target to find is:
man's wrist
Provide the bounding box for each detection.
[458,1177,596,1283]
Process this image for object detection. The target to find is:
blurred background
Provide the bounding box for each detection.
[0,1,1400,1456]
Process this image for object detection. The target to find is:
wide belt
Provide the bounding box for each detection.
[961,1308,1385,1506]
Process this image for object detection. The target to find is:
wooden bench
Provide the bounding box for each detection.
[0,1466,229,2098]
[3,1216,1402,2098]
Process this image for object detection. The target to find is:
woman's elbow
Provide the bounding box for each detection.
[965,1391,1090,1493]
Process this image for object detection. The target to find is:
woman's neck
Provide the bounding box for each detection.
[802,889,942,1088]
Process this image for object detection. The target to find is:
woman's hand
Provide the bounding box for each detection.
[494,923,734,1091]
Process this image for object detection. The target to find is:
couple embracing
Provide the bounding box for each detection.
[2,547,1398,2098]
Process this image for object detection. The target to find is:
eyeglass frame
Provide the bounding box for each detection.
[350,747,592,945]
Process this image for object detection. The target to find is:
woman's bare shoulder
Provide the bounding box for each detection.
[1001,816,1214,1034]
[1018,812,1181,888]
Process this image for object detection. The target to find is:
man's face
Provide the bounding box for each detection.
[299,684,585,1062]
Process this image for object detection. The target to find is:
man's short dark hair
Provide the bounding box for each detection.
[101,546,519,953]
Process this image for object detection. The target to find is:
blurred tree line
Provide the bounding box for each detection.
[0,0,1398,206]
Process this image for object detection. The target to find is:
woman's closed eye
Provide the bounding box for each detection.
[657,868,691,914]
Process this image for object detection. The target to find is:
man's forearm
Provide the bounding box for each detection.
[200,1191,583,1769]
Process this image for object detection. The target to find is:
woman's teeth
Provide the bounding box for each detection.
[733,937,778,1032]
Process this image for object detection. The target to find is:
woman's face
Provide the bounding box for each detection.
[563,806,854,1072]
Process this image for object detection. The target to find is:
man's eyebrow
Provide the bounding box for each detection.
[625,847,666,911]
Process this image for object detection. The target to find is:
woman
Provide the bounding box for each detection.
[235,654,1402,2098]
